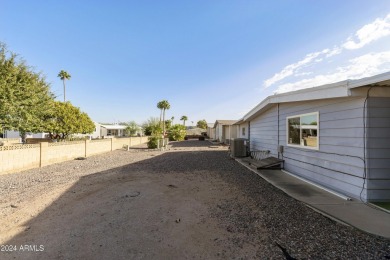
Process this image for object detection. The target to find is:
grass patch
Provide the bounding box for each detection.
[372,202,390,211]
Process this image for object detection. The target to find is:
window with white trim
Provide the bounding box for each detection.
[287,112,319,149]
[242,127,246,136]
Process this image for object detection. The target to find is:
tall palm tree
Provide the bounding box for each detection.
[157,100,170,136]
[58,70,71,102]
[180,115,188,126]
[157,102,164,124]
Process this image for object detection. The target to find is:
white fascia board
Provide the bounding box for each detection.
[241,71,390,123]
[242,81,350,121]
[272,81,350,103]
[348,71,390,89]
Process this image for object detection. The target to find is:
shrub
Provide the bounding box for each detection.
[168,124,186,141]
[147,136,159,149]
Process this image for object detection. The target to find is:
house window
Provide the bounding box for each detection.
[287,112,319,149]
[242,127,246,136]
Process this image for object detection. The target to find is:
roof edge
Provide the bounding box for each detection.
[241,71,390,122]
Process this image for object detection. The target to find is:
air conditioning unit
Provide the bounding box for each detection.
[230,138,248,157]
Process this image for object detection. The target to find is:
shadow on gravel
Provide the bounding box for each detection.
[3,141,390,260]
[169,139,213,148]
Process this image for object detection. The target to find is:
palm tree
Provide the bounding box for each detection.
[157,100,170,136]
[58,70,71,102]
[180,115,188,126]
[171,116,174,124]
[157,102,163,124]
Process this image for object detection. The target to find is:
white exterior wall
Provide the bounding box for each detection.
[249,97,380,201]
[91,123,101,138]
[222,125,230,144]
[100,127,108,137]
[237,123,249,139]
[4,131,20,138]
[5,131,47,139]
[215,124,223,142]
[250,106,278,156]
[207,127,216,139]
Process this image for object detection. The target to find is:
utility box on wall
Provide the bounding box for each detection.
[230,138,248,157]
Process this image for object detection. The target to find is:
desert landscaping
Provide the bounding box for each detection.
[0,141,389,259]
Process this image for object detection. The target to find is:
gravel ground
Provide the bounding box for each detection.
[0,140,389,259]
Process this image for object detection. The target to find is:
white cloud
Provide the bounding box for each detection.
[294,72,313,77]
[343,14,390,50]
[275,51,390,93]
[263,49,329,88]
[326,46,342,57]
[263,13,390,89]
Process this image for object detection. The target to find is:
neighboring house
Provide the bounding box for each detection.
[234,119,249,139]
[186,127,205,136]
[206,123,216,139]
[213,120,238,144]
[90,122,101,138]
[100,124,126,137]
[3,130,47,139]
[238,72,390,202]
[3,123,138,140]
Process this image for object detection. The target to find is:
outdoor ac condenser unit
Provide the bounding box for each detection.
[230,138,248,157]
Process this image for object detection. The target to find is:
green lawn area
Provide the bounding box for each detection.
[372,202,390,211]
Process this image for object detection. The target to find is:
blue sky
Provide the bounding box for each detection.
[1,1,390,125]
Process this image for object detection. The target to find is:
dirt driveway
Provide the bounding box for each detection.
[0,141,389,259]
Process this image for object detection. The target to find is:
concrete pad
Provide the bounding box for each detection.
[314,203,390,237]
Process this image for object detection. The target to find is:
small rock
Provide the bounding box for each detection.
[175,218,181,223]
[129,191,140,197]
[10,204,18,208]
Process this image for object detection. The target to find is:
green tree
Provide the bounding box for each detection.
[142,117,161,136]
[124,121,139,136]
[0,43,54,141]
[196,119,208,129]
[180,115,188,126]
[168,124,186,141]
[58,70,71,102]
[45,101,94,140]
[165,119,172,129]
[157,100,170,136]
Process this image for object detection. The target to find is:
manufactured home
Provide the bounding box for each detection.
[213,120,238,144]
[234,119,249,139]
[206,123,216,139]
[240,72,390,202]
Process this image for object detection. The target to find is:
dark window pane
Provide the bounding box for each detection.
[288,117,300,144]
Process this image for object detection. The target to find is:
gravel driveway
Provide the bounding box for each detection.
[0,140,389,259]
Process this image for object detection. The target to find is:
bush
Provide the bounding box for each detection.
[147,136,159,149]
[168,124,186,141]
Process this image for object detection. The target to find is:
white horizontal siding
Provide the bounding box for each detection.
[250,97,371,200]
[284,162,365,199]
[249,95,390,201]
[282,97,369,200]
[250,106,278,157]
